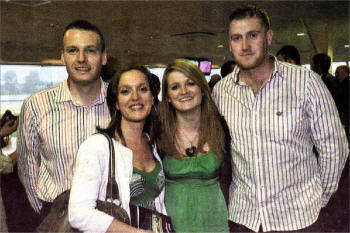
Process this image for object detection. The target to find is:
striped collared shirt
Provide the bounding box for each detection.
[17,78,110,213]
[212,57,349,232]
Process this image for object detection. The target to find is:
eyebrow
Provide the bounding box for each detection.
[119,82,148,89]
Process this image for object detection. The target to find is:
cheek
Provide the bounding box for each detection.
[167,91,175,103]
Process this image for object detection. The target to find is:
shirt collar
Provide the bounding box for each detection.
[231,55,281,85]
[55,77,108,106]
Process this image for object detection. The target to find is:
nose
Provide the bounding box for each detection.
[131,90,139,100]
[77,50,86,62]
[180,85,187,94]
[242,37,249,51]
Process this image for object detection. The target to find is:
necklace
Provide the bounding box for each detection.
[178,129,198,157]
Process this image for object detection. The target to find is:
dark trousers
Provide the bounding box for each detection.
[228,212,325,233]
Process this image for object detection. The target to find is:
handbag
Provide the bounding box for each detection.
[96,132,130,224]
[130,205,175,233]
[36,132,130,232]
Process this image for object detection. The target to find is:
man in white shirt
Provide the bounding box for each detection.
[212,5,349,232]
[17,20,111,230]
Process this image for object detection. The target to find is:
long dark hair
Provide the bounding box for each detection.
[98,65,159,145]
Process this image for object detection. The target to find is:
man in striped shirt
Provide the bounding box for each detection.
[17,20,111,226]
[212,5,349,232]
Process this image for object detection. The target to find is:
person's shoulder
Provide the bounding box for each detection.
[25,83,62,103]
[214,72,235,90]
[84,133,109,144]
[277,61,317,80]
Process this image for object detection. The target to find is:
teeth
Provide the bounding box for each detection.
[130,104,142,109]
[76,67,89,71]
[180,97,192,101]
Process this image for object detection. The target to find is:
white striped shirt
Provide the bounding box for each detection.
[212,57,349,232]
[17,78,110,213]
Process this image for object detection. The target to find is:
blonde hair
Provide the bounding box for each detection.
[157,59,226,159]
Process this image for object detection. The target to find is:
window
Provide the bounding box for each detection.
[0,65,67,114]
[0,64,220,114]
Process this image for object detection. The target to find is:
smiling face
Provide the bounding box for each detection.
[166,71,202,114]
[228,16,272,71]
[61,29,107,87]
[116,69,154,123]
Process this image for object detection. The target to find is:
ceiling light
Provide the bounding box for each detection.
[297,33,305,36]
[344,45,349,48]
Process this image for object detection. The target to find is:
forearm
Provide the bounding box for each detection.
[17,102,41,212]
[319,149,349,206]
[106,219,152,233]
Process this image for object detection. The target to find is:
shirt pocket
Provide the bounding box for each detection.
[263,105,307,141]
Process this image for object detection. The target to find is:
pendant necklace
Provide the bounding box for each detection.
[179,129,198,157]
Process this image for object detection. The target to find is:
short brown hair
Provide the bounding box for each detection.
[229,5,270,31]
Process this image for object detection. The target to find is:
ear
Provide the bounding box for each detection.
[102,51,107,66]
[287,58,296,65]
[115,103,119,110]
[61,50,66,66]
[267,29,273,46]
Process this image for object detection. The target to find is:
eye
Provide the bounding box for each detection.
[170,84,179,91]
[187,81,196,86]
[139,85,149,93]
[67,48,77,54]
[86,48,97,54]
[249,32,258,39]
[231,35,240,42]
[119,88,130,95]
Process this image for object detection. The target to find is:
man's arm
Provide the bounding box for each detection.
[307,72,349,207]
[17,98,42,213]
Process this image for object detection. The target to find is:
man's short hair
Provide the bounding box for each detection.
[277,45,301,65]
[63,20,105,52]
[312,53,331,75]
[337,65,350,75]
[229,5,270,31]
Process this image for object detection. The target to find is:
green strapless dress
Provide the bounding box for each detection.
[163,151,229,233]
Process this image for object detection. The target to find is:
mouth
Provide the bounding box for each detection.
[75,66,91,72]
[241,53,254,57]
[179,96,193,102]
[129,104,144,110]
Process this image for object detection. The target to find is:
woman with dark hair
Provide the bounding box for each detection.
[69,65,165,233]
[157,59,230,232]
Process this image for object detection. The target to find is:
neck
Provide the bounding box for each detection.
[176,107,201,132]
[239,56,274,95]
[120,118,145,146]
[240,56,274,82]
[68,78,101,106]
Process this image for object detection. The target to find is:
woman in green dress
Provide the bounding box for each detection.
[157,59,230,233]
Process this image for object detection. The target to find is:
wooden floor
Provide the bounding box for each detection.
[1,159,349,232]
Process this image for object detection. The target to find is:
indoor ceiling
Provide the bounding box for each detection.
[0,0,349,68]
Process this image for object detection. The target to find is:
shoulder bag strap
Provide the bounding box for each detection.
[100,132,121,202]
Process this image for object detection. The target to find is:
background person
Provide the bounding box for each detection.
[276,45,301,65]
[0,118,18,232]
[220,60,236,78]
[311,53,338,99]
[208,74,222,92]
[17,20,111,229]
[335,65,349,138]
[69,66,164,233]
[212,5,349,232]
[157,59,230,233]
